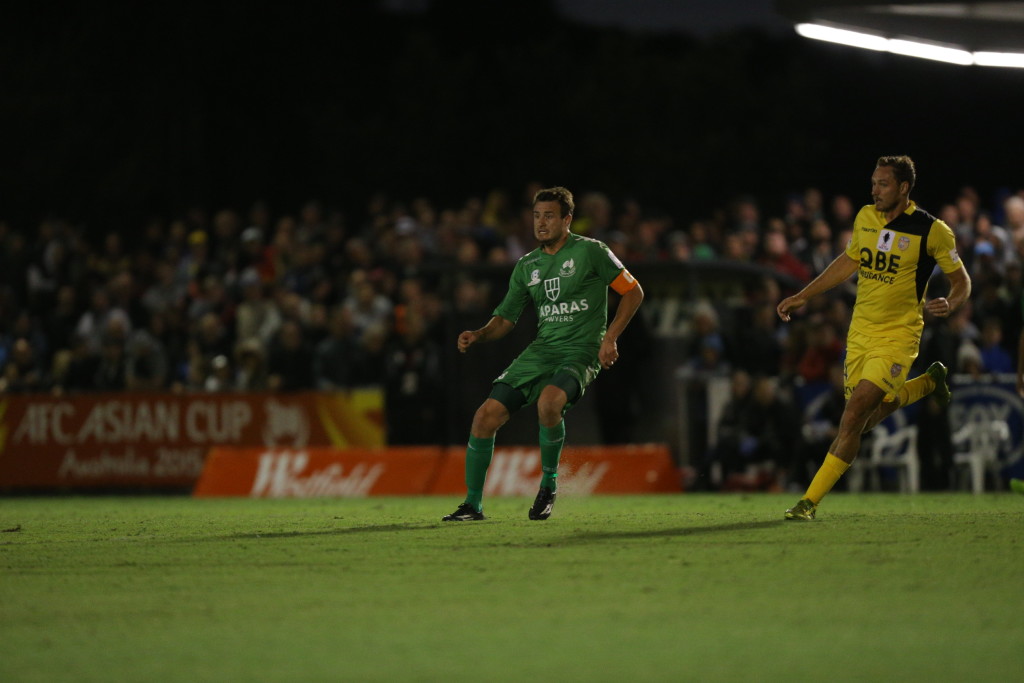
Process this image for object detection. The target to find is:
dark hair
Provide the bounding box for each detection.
[533,186,575,218]
[876,155,916,192]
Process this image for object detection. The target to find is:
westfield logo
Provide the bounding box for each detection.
[250,451,383,497]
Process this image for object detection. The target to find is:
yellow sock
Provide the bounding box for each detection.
[804,453,851,504]
[896,374,934,408]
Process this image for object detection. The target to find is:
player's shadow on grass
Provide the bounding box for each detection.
[219,523,438,541]
[562,519,783,544]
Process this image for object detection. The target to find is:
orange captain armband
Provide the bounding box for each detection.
[610,270,639,295]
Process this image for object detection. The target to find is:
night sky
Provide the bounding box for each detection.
[2,0,1022,235]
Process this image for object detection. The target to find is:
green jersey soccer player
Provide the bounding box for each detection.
[442,186,644,521]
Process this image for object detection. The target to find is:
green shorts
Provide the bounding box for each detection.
[489,343,601,414]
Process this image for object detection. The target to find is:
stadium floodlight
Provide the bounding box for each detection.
[973,51,1024,68]
[887,38,974,65]
[795,23,889,52]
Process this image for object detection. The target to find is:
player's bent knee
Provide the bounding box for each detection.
[472,399,510,435]
[536,390,568,426]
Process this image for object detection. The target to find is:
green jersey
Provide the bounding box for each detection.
[493,233,627,354]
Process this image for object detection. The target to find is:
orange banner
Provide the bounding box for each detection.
[432,444,681,495]
[192,444,680,497]
[0,391,383,489]
[195,447,443,497]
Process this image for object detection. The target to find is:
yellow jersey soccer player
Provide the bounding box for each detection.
[777,156,972,519]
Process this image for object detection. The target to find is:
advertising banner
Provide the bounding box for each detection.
[0,391,384,489]
[194,447,443,497]
[430,444,681,496]
[193,444,680,498]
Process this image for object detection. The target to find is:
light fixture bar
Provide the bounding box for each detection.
[888,38,973,65]
[795,23,889,51]
[795,23,1024,68]
[973,51,1024,68]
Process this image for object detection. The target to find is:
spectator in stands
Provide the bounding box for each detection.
[1,227,31,305]
[978,317,1013,372]
[313,306,361,391]
[26,229,71,313]
[187,273,233,327]
[720,231,752,262]
[93,319,129,391]
[829,194,855,235]
[571,191,613,240]
[267,319,314,391]
[297,200,327,245]
[52,332,99,394]
[203,354,233,392]
[233,338,269,391]
[630,213,672,262]
[970,269,1013,338]
[87,232,130,285]
[688,220,717,260]
[955,189,980,247]
[178,230,212,287]
[44,285,80,362]
[802,218,836,277]
[350,321,389,387]
[125,320,170,391]
[796,320,843,385]
[1005,195,1024,248]
[973,212,1013,272]
[686,300,731,371]
[235,267,281,349]
[758,229,810,285]
[957,339,984,378]
[383,309,444,444]
[734,302,784,377]
[75,286,131,355]
[182,311,233,389]
[342,270,393,343]
[5,311,49,371]
[707,368,754,488]
[794,363,846,490]
[141,261,186,316]
[712,373,799,491]
[0,337,48,393]
[209,208,243,276]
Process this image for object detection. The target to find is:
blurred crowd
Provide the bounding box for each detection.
[2,181,1023,467]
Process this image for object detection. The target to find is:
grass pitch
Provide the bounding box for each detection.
[1,493,1022,682]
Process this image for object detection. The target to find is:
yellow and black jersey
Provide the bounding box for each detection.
[844,201,962,352]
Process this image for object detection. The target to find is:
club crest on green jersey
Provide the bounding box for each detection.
[559,259,576,277]
[544,277,560,301]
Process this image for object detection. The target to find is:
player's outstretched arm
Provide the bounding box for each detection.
[925,266,971,318]
[457,316,515,353]
[600,282,644,369]
[777,253,859,322]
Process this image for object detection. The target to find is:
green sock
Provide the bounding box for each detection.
[539,421,566,491]
[464,435,495,511]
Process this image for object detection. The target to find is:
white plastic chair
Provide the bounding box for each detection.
[952,420,1010,494]
[849,423,920,493]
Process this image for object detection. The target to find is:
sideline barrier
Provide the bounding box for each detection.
[0,391,383,490]
[193,444,679,498]
[194,447,443,497]
[431,444,680,496]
